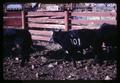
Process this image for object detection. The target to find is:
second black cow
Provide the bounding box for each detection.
[100,23,119,53]
[99,23,118,60]
[3,28,33,67]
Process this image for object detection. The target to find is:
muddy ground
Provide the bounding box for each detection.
[3,41,117,80]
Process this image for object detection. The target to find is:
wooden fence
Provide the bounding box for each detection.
[3,11,22,27]
[26,11,66,41]
[3,10,117,41]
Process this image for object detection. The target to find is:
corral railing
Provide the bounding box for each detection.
[70,11,116,30]
[3,11,22,28]
[3,10,117,41]
[71,12,117,29]
[25,11,66,41]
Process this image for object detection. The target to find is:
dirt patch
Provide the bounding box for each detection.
[3,41,117,80]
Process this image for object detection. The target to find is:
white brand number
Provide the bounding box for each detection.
[70,38,81,46]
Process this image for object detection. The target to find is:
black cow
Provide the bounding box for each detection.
[99,23,120,59]
[52,29,102,66]
[52,23,118,66]
[100,23,119,53]
[3,28,33,67]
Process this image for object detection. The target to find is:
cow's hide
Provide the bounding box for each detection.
[100,23,119,48]
[99,23,120,59]
[3,28,33,66]
[52,29,102,58]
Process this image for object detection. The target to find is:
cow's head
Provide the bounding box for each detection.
[51,29,63,44]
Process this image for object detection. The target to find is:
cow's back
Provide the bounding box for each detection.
[15,29,33,46]
[3,28,16,41]
[100,23,118,46]
[69,29,99,49]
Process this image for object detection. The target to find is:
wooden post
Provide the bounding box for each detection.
[64,10,69,31]
[21,10,28,30]
[21,3,28,30]
[21,10,25,29]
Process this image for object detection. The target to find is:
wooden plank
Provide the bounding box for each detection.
[71,25,100,30]
[5,11,22,16]
[71,26,84,30]
[71,20,117,25]
[49,16,64,19]
[29,30,53,37]
[4,26,22,29]
[71,12,116,17]
[27,11,65,17]
[32,35,51,41]
[28,18,64,24]
[3,16,22,19]
[4,18,22,27]
[28,23,65,29]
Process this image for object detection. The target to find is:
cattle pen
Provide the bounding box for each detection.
[3,10,117,42]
